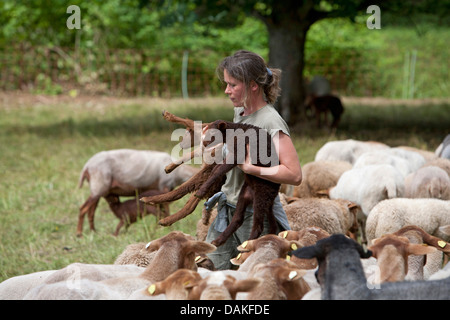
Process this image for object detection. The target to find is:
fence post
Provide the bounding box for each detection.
[182,50,189,99]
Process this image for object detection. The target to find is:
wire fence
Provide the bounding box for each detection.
[0,44,446,98]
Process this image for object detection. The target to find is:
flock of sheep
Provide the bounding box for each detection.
[1,136,449,300]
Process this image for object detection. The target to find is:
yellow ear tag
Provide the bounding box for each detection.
[236,253,242,260]
[286,255,290,261]
[291,243,298,250]
[282,231,288,238]
[241,241,248,248]
[288,271,297,280]
[195,255,201,262]
[438,240,447,248]
[148,284,156,295]
[183,280,190,287]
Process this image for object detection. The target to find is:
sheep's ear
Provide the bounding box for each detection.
[237,239,254,252]
[230,251,251,265]
[279,268,307,282]
[145,240,161,252]
[291,245,320,259]
[143,283,163,296]
[316,189,330,197]
[407,243,438,256]
[189,241,216,254]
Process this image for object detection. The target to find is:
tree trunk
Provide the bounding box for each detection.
[267,21,310,125]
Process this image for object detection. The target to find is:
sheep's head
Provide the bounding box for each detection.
[144,269,202,299]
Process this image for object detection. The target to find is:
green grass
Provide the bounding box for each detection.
[0,93,449,282]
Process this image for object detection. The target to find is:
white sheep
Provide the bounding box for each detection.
[314,139,389,164]
[328,164,405,216]
[404,166,450,200]
[353,149,424,179]
[365,198,450,243]
[77,149,198,236]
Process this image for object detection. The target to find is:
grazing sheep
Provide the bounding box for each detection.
[368,234,437,283]
[292,234,450,300]
[404,166,450,200]
[422,157,450,177]
[314,139,389,164]
[283,198,359,239]
[105,189,169,236]
[246,259,311,300]
[366,198,450,243]
[289,160,352,198]
[24,231,216,300]
[353,150,423,178]
[328,164,405,216]
[77,149,198,236]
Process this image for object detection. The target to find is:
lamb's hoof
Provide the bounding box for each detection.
[140,197,154,204]
[211,239,224,247]
[158,219,171,227]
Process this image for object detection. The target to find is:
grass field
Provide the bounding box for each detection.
[0,92,449,282]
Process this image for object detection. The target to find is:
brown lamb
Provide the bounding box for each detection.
[141,111,280,247]
[105,189,169,236]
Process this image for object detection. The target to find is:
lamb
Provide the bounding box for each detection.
[314,139,389,164]
[289,160,352,198]
[77,149,198,236]
[143,116,282,247]
[367,234,437,283]
[105,189,169,236]
[282,198,359,239]
[292,234,450,300]
[246,258,311,300]
[365,198,450,243]
[327,164,405,216]
[114,242,158,267]
[24,231,216,300]
[404,166,450,200]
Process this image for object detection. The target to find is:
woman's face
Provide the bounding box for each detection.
[223,69,245,108]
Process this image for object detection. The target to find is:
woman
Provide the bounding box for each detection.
[205,50,302,270]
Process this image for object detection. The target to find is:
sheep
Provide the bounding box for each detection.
[292,234,450,300]
[230,234,301,272]
[305,94,344,129]
[142,269,203,300]
[327,164,405,216]
[0,270,56,300]
[289,160,352,198]
[352,150,422,178]
[397,145,437,162]
[279,227,331,269]
[367,234,438,283]
[77,149,198,236]
[282,198,360,240]
[246,258,311,300]
[365,198,450,243]
[314,139,389,164]
[24,231,216,300]
[188,271,261,300]
[105,189,169,236]
[114,242,157,267]
[404,166,450,200]
[422,157,450,177]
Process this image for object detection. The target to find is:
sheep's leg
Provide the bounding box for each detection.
[113,219,124,236]
[196,163,235,198]
[212,183,252,247]
[77,196,99,237]
[158,194,201,226]
[165,147,202,173]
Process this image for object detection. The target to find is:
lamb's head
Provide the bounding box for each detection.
[143,231,216,280]
[143,269,202,300]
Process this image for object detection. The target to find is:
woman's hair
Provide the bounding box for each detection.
[216,50,281,105]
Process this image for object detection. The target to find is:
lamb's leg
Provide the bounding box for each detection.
[196,163,235,198]
[165,147,201,173]
[77,196,99,237]
[162,110,196,130]
[249,191,278,240]
[113,219,125,236]
[158,194,201,226]
[211,183,252,247]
